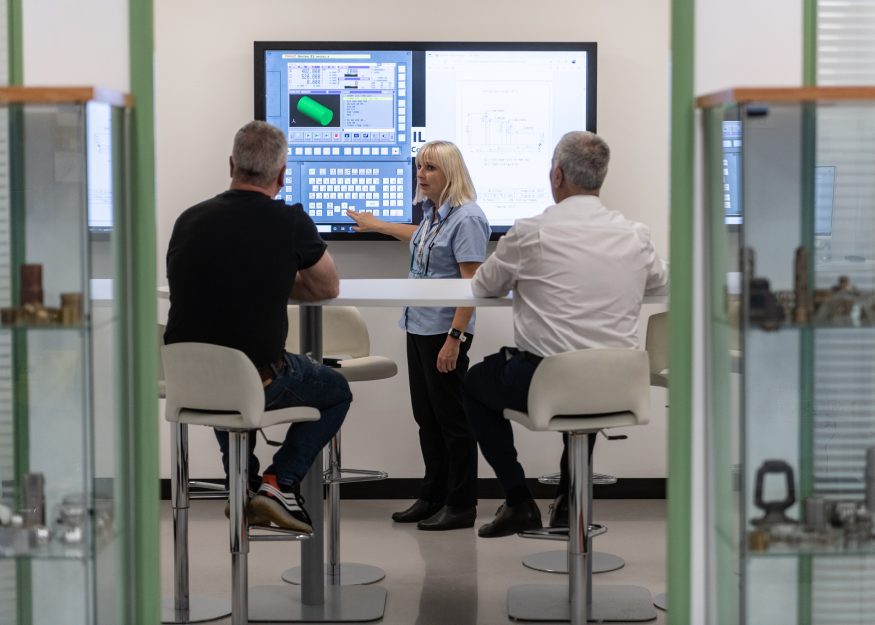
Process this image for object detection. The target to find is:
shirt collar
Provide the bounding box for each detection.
[548,194,605,215]
[423,199,454,222]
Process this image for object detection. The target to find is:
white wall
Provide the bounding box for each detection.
[695,0,802,95]
[154,0,672,483]
[22,0,129,90]
[20,0,672,483]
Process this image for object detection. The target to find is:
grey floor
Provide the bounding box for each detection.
[160,499,667,625]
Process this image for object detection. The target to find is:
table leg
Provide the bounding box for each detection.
[251,304,386,622]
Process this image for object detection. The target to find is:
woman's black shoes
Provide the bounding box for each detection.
[416,505,476,531]
[391,499,443,523]
[477,499,542,537]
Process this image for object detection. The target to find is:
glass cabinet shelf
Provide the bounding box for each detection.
[0,324,90,331]
[699,86,875,625]
[0,86,133,625]
[749,544,875,558]
[0,528,92,560]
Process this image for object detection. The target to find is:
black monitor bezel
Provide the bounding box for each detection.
[254,40,598,241]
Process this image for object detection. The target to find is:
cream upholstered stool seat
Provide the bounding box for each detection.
[162,342,319,625]
[282,305,397,587]
[503,348,657,624]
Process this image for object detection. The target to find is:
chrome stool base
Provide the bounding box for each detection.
[507,583,657,622]
[282,562,386,586]
[653,591,668,611]
[160,596,231,624]
[248,584,387,622]
[522,550,625,574]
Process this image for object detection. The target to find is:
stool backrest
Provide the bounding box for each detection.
[645,312,669,387]
[526,348,651,432]
[286,305,370,358]
[161,342,267,429]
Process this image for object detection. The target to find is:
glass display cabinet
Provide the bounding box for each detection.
[0,87,133,625]
[698,86,875,625]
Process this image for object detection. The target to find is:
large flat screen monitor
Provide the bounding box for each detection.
[254,41,597,240]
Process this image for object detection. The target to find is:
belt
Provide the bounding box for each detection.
[256,357,286,387]
[521,351,544,365]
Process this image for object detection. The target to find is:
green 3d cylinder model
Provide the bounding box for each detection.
[297,96,334,126]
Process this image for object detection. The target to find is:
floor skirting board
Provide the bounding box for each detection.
[159,477,666,500]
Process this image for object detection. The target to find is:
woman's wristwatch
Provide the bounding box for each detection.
[448,327,467,342]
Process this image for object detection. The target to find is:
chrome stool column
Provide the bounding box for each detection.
[503,348,657,623]
[281,305,396,587]
[162,342,318,625]
[161,423,231,623]
[522,471,625,575]
[281,429,388,586]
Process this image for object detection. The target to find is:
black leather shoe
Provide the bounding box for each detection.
[548,493,569,528]
[392,499,443,523]
[478,499,542,537]
[417,505,476,531]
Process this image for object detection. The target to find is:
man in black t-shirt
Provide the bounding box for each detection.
[165,120,350,534]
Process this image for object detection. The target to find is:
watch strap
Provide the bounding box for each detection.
[448,327,467,342]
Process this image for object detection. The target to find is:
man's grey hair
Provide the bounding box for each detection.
[552,131,610,191]
[231,121,287,187]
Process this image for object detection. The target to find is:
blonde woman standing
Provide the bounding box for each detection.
[347,140,489,531]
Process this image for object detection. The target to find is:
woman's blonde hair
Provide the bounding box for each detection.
[413,140,477,208]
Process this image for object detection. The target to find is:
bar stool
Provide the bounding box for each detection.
[281,305,397,586]
[646,312,669,613]
[159,325,231,624]
[162,342,319,625]
[503,348,657,624]
[521,469,625,575]
[647,312,669,390]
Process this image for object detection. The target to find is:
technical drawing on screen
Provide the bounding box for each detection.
[255,42,597,240]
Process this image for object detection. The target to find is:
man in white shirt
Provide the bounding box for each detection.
[464,131,668,537]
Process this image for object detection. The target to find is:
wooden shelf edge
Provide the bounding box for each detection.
[696,86,875,108]
[0,86,132,107]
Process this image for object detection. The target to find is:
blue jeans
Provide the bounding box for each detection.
[214,351,351,487]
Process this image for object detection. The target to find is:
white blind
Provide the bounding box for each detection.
[811,2,875,621]
[818,1,875,85]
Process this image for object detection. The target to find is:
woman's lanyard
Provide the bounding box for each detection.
[412,205,456,277]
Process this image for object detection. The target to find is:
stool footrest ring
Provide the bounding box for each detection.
[189,492,229,500]
[536,472,618,486]
[249,527,311,542]
[188,480,226,491]
[590,522,607,538]
[322,468,389,485]
[187,480,229,500]
[519,527,568,541]
[519,522,607,541]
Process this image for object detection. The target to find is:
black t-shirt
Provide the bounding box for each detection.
[164,189,326,368]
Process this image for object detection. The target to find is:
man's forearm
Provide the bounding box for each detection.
[378,222,418,241]
[292,273,339,301]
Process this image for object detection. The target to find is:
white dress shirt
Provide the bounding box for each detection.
[472,194,668,356]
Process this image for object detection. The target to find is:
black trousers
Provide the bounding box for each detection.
[407,332,477,507]
[462,347,540,498]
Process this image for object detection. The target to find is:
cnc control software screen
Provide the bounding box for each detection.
[257,43,596,239]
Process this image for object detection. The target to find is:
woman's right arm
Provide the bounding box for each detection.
[346,209,418,242]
